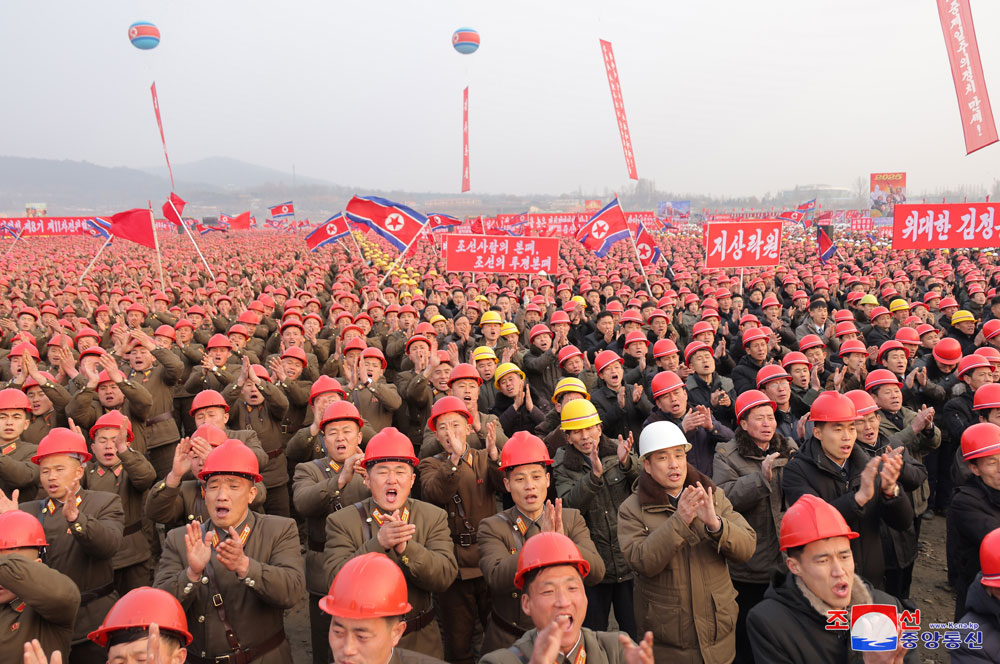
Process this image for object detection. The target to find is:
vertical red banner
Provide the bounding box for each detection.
[462,87,471,192]
[936,0,998,154]
[599,40,638,180]
[150,82,175,189]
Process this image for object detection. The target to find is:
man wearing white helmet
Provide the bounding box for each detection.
[618,420,755,663]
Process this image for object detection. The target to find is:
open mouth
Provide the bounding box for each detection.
[215,507,230,518]
[668,472,683,482]
[385,488,398,502]
[557,613,575,629]
[832,582,850,599]
[335,444,348,454]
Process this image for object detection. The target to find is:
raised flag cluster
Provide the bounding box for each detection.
[305,213,350,252]
[575,197,630,257]
[345,196,427,251]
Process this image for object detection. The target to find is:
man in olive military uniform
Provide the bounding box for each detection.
[0,388,40,502]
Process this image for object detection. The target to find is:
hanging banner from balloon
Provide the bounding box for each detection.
[150,83,175,189]
[935,0,998,154]
[462,87,471,192]
[599,40,638,180]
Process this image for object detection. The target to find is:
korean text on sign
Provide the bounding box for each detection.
[892,203,1000,249]
[444,234,560,274]
[704,221,783,268]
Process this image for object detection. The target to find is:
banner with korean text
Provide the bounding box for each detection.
[893,203,999,249]
[445,234,559,274]
[704,220,783,268]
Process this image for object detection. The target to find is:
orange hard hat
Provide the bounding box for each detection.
[808,391,858,423]
[206,333,232,350]
[319,553,413,619]
[363,427,418,468]
[780,494,859,550]
[88,587,192,647]
[191,424,228,447]
[309,375,346,404]
[428,396,472,431]
[190,390,229,415]
[961,422,1000,462]
[447,363,482,386]
[0,510,47,550]
[845,390,879,417]
[89,410,134,443]
[499,431,552,471]
[197,439,262,483]
[31,428,92,464]
[514,531,591,590]
[650,371,684,399]
[980,528,1000,588]
[319,401,364,431]
[734,390,776,422]
[0,387,31,411]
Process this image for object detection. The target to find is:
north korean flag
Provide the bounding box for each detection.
[575,197,630,257]
[269,201,295,219]
[797,198,817,212]
[634,224,661,266]
[305,213,350,252]
[345,196,427,251]
[427,213,460,233]
[778,210,805,224]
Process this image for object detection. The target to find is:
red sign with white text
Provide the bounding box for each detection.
[445,234,559,274]
[892,203,1000,249]
[705,221,783,268]
[1,217,108,237]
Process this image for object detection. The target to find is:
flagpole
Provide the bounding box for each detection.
[169,198,216,280]
[79,235,114,284]
[1,226,25,259]
[627,230,654,297]
[148,202,166,291]
[378,224,428,289]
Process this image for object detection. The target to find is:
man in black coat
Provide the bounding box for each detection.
[731,328,770,395]
[747,493,917,663]
[782,391,913,590]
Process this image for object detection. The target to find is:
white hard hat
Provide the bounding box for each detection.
[638,421,691,458]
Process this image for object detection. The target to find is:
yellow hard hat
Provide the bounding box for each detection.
[859,294,879,306]
[429,314,446,325]
[952,309,976,325]
[472,346,498,363]
[888,299,910,313]
[571,295,586,307]
[480,311,503,326]
[552,377,590,404]
[560,399,602,431]
[500,322,519,337]
[494,362,525,388]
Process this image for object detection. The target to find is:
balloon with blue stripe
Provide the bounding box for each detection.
[452,28,479,55]
[128,21,160,50]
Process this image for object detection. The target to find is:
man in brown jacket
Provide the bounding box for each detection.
[291,401,370,664]
[0,510,80,664]
[154,439,305,664]
[0,388,39,502]
[418,397,503,664]
[418,363,508,459]
[64,353,153,454]
[476,431,606,653]
[12,428,124,664]
[123,329,185,477]
[347,347,401,432]
[323,427,458,659]
[618,420,756,664]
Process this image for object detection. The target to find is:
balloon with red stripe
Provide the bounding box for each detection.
[128,21,160,50]
[452,28,479,54]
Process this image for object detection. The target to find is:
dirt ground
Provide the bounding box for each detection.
[282,513,961,663]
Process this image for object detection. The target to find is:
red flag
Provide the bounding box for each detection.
[150,83,175,189]
[599,40,638,180]
[110,209,157,249]
[162,192,186,226]
[230,212,252,230]
[462,87,471,192]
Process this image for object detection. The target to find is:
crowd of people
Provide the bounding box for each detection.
[0,228,998,664]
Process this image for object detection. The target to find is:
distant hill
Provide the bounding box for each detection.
[141,156,331,190]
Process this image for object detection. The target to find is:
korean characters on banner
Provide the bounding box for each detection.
[847,210,874,232]
[704,220,783,268]
[893,203,1000,250]
[444,234,559,274]
[870,172,906,219]
[0,217,103,236]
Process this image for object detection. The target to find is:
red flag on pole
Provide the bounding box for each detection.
[162,192,186,226]
[599,40,638,180]
[110,209,157,248]
[150,83,175,189]
[462,87,471,192]
[230,212,252,230]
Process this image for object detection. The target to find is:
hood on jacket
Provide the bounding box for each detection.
[795,434,871,478]
[764,568,873,625]
[637,464,715,507]
[962,573,1000,620]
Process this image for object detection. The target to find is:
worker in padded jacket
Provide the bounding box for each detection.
[590,350,650,442]
[781,391,913,591]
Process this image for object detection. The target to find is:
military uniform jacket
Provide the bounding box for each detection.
[291,457,369,595]
[154,511,305,664]
[128,347,184,449]
[418,412,508,460]
[0,437,39,502]
[351,377,402,432]
[323,497,458,621]
[481,627,629,664]
[477,506,606,635]
[22,382,71,445]
[223,381,290,487]
[274,377,311,443]
[144,477,268,530]
[84,448,156,569]
[388,648,448,663]
[0,553,80,663]
[64,379,153,453]
[20,489,124,643]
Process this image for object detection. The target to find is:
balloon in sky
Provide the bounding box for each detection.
[452,28,479,55]
[128,21,160,50]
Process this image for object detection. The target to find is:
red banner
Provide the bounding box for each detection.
[599,40,638,180]
[936,0,998,154]
[462,87,471,192]
[445,234,559,273]
[704,220,783,268]
[150,82,175,189]
[0,217,101,236]
[892,203,1000,249]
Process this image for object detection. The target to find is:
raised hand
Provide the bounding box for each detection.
[693,482,721,530]
[185,521,213,580]
[166,438,193,487]
[854,456,881,507]
[879,446,904,496]
[617,432,634,465]
[377,511,416,554]
[621,631,656,664]
[528,616,570,664]
[631,383,643,404]
[0,487,19,514]
[338,452,365,490]
[589,444,604,478]
[216,527,251,577]
[761,451,781,483]
[62,480,81,523]
[485,419,499,461]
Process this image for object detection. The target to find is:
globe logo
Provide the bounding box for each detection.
[850,605,898,652]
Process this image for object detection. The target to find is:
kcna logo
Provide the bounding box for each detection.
[827,604,908,652]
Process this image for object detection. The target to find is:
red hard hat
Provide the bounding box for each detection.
[983,319,1000,341]
[447,363,482,386]
[876,340,908,363]
[499,431,552,471]
[735,390,775,422]
[838,339,867,357]
[834,322,859,338]
[363,427,418,468]
[957,354,992,379]
[780,494,859,550]
[89,410,134,443]
[594,350,623,375]
[932,337,963,364]
[557,345,583,366]
[0,510,47,550]
[652,338,679,359]
[514,532,591,590]
[529,324,553,341]
[799,334,825,351]
[319,552,413,618]
[309,375,346,404]
[691,321,714,338]
[980,528,1000,588]
[781,352,811,370]
[0,387,31,411]
[939,296,959,309]
[190,390,229,415]
[624,330,649,347]
[361,347,387,370]
[870,306,890,320]
[865,369,903,392]
[191,424,228,447]
[22,371,56,391]
[31,428,92,464]
[249,364,271,383]
[845,390,879,417]
[650,371,684,399]
[761,296,781,309]
[683,341,711,365]
[319,401,364,431]
[197,439,263,483]
[894,327,920,344]
[206,334,232,350]
[280,346,308,366]
[961,422,1000,462]
[404,335,432,354]
[808,391,858,423]
[742,327,769,347]
[550,311,571,326]
[974,383,1000,411]
[88,587,192,647]
[11,342,40,361]
[429,396,472,431]
[153,325,176,340]
[756,365,791,388]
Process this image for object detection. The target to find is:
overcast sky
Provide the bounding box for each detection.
[2,0,1000,197]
